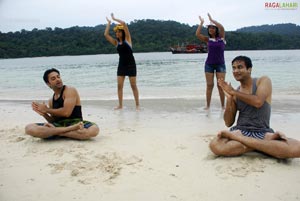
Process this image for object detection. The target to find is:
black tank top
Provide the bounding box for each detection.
[52,85,83,121]
[117,41,136,68]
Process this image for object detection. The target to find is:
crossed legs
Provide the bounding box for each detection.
[210,130,300,159]
[25,122,99,140]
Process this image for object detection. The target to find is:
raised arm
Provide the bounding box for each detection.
[104,17,117,46]
[195,16,208,43]
[208,13,225,38]
[111,13,132,45]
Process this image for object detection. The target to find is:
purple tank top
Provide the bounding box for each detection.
[205,37,225,65]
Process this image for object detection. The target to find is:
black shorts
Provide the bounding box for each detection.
[36,119,95,129]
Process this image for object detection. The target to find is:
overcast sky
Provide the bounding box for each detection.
[0,0,299,33]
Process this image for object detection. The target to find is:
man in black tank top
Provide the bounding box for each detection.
[51,85,83,122]
[25,68,99,140]
[209,56,300,159]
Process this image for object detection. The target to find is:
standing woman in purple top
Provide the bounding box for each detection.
[196,13,226,110]
[104,13,140,110]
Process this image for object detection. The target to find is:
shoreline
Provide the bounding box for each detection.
[1,96,300,112]
[1,98,300,135]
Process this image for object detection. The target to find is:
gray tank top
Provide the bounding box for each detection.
[231,78,274,133]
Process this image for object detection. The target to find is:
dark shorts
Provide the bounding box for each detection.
[36,118,95,129]
[205,63,226,73]
[230,127,267,139]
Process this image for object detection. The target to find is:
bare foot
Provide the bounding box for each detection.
[114,105,123,110]
[78,122,84,130]
[44,123,55,128]
[203,106,210,110]
[218,130,243,141]
[136,105,140,111]
[69,122,84,131]
[273,131,288,141]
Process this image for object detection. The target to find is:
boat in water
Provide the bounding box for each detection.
[170,44,207,54]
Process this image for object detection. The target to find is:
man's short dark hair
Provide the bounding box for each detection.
[43,68,60,83]
[232,56,253,69]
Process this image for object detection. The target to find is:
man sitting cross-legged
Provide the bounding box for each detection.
[25,68,99,140]
[209,56,300,159]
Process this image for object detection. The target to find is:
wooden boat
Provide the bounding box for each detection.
[170,44,207,54]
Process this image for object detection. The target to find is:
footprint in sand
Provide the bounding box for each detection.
[9,136,26,142]
[213,156,267,179]
[120,128,136,133]
[175,145,187,150]
[0,127,26,142]
[47,151,142,185]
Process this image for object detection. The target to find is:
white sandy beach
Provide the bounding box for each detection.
[1,98,300,201]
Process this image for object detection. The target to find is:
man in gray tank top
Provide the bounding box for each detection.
[209,56,300,159]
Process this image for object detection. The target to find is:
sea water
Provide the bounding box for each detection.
[0,50,299,100]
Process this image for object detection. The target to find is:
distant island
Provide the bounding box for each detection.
[0,20,299,58]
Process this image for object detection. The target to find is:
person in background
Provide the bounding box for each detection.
[25,68,99,140]
[209,55,300,159]
[104,13,140,110]
[196,13,226,110]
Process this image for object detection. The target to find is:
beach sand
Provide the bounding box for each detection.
[1,98,300,201]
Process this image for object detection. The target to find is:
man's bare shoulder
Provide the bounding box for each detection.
[63,85,80,98]
[257,76,272,86]
[64,85,78,93]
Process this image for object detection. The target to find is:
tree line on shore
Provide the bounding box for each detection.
[0,20,299,58]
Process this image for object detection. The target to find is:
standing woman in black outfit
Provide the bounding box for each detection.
[104,13,140,110]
